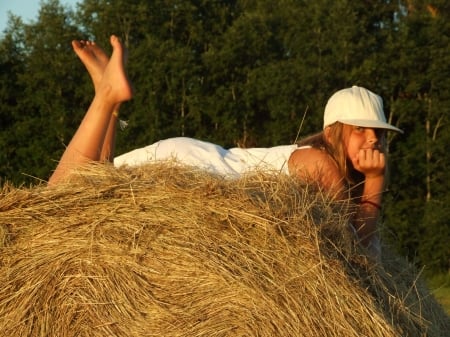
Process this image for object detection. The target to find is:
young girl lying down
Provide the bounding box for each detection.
[49,35,403,260]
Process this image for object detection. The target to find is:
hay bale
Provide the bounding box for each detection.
[0,162,448,337]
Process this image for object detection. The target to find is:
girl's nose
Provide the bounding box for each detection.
[366,129,378,146]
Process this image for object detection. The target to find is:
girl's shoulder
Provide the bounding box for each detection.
[288,146,333,167]
[288,146,343,192]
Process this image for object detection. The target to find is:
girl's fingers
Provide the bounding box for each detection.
[355,149,385,176]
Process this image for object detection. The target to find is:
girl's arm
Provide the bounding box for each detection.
[351,149,386,258]
[289,147,384,258]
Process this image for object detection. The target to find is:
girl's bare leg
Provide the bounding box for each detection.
[100,111,120,162]
[49,35,132,186]
[71,39,122,162]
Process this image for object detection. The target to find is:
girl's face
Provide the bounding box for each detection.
[342,124,385,164]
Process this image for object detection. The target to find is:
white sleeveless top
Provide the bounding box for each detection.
[114,137,308,177]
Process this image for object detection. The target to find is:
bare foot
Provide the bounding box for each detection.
[72,40,109,92]
[96,35,133,104]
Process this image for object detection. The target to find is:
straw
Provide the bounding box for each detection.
[0,162,448,336]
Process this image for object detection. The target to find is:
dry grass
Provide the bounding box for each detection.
[0,162,448,336]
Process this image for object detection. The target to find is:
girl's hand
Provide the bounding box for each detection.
[352,148,385,178]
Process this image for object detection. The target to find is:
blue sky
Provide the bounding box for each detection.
[0,0,79,33]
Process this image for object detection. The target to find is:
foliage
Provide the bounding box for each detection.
[0,0,448,274]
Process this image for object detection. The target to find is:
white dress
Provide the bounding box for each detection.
[114,137,302,178]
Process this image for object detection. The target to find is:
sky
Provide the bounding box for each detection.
[0,0,79,33]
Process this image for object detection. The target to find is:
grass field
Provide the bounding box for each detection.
[427,275,450,316]
[431,287,450,316]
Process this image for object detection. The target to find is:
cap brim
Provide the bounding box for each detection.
[338,119,404,134]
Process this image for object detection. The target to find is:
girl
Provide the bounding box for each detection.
[49,35,402,259]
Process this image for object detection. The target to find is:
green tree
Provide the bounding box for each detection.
[0,0,84,184]
[0,17,27,185]
[383,0,450,274]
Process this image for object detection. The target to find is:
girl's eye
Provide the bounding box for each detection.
[376,129,386,139]
[354,126,364,132]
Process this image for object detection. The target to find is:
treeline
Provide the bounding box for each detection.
[0,0,449,274]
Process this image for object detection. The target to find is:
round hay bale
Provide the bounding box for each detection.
[0,162,448,337]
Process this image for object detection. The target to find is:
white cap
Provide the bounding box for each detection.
[323,86,403,133]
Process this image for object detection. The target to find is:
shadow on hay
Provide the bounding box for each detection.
[0,162,449,337]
